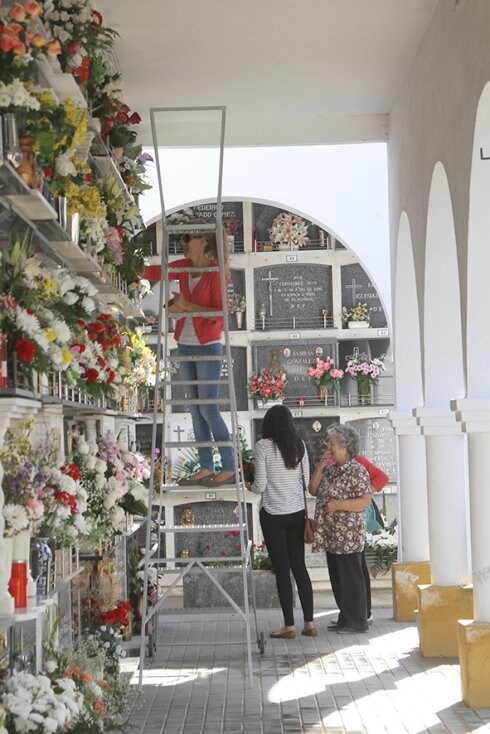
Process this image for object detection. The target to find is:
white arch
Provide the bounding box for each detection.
[424,163,464,406]
[467,82,490,396]
[394,212,423,411]
[148,195,390,326]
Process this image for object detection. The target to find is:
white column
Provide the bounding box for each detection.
[390,412,429,561]
[415,407,470,586]
[454,398,490,621]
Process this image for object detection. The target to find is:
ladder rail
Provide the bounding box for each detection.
[139,105,256,691]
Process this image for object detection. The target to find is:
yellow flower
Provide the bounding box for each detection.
[62,348,73,366]
[46,329,56,342]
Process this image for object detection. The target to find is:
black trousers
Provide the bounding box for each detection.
[260,508,314,627]
[326,550,368,631]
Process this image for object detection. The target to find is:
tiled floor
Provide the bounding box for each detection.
[122,607,490,734]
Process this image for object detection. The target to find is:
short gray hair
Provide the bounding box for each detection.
[326,424,359,459]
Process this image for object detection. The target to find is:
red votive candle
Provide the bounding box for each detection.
[9,561,27,608]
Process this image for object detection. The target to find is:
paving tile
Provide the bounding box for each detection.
[123,608,490,734]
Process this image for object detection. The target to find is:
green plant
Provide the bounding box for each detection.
[364,520,398,577]
[251,541,274,571]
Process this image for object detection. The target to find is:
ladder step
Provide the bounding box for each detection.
[167,354,228,363]
[142,556,247,565]
[164,440,234,448]
[158,523,245,533]
[169,310,224,318]
[170,379,223,386]
[153,484,244,499]
[166,398,230,406]
[168,265,220,274]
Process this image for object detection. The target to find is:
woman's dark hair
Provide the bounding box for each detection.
[261,404,305,469]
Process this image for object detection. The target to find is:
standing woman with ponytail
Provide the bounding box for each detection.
[249,404,316,639]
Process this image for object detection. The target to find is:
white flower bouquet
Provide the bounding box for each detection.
[269,212,309,248]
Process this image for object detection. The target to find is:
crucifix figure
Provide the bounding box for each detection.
[346,278,361,308]
[261,270,278,316]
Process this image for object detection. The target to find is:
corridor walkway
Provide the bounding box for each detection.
[122,607,490,734]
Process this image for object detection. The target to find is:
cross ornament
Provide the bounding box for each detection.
[173,425,185,442]
[346,347,360,363]
[346,278,361,307]
[261,270,278,316]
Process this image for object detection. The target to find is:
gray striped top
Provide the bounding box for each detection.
[250,438,310,515]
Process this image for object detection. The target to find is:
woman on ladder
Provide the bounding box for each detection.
[167,230,235,486]
[249,404,316,638]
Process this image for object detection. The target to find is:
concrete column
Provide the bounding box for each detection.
[390,412,430,621]
[414,407,472,656]
[453,399,490,706]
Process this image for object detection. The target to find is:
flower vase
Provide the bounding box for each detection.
[16,135,39,189]
[1,113,22,166]
[236,311,243,329]
[263,398,283,409]
[227,235,235,253]
[319,385,329,406]
[357,379,372,406]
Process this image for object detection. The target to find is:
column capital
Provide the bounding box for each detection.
[414,406,463,436]
[390,410,423,435]
[452,398,490,433]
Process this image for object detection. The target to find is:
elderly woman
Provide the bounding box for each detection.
[309,424,371,633]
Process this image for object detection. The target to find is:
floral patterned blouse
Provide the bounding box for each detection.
[312,459,370,554]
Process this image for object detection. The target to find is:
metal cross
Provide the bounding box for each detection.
[261,270,278,316]
[346,347,360,363]
[173,425,185,442]
[346,278,361,307]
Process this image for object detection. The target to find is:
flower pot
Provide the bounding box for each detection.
[319,385,329,406]
[348,320,369,329]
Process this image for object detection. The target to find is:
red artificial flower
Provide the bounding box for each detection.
[91,9,103,25]
[61,463,80,481]
[129,112,141,125]
[55,490,78,516]
[107,369,115,384]
[15,338,36,363]
[82,173,92,183]
[83,368,99,383]
[43,166,53,180]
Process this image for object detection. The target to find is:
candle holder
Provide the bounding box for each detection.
[322,309,329,329]
[258,305,266,331]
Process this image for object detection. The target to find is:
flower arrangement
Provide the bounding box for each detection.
[228,292,246,313]
[269,212,309,249]
[342,302,370,324]
[225,216,240,236]
[0,0,61,85]
[345,351,385,388]
[0,420,90,544]
[166,207,196,225]
[251,541,273,571]
[128,277,152,301]
[247,368,287,400]
[306,356,344,391]
[71,433,150,547]
[365,521,398,577]
[117,145,153,195]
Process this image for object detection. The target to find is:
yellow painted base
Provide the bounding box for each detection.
[392,561,431,622]
[417,584,473,657]
[459,620,490,708]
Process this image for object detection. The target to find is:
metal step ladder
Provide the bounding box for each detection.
[138,107,260,690]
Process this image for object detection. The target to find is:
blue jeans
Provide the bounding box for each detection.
[177,343,234,472]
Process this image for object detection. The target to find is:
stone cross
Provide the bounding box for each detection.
[261,270,278,316]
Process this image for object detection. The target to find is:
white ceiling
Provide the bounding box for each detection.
[97,0,438,147]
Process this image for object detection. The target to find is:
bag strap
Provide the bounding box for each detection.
[300,455,309,519]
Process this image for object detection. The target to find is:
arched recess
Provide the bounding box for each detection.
[394,212,423,411]
[467,82,490,396]
[424,163,465,406]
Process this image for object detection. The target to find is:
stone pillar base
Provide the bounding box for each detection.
[417,584,473,657]
[392,561,431,622]
[458,620,490,708]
